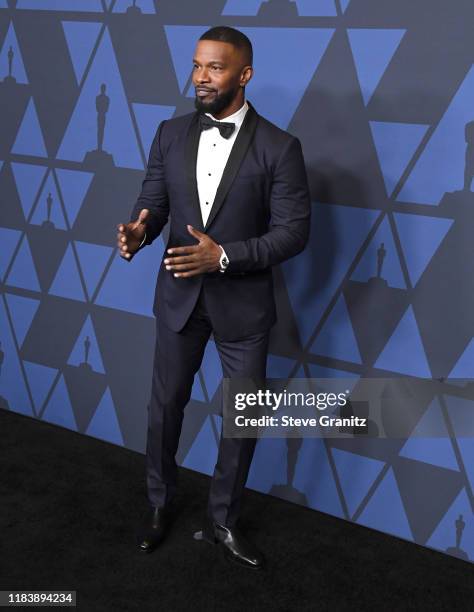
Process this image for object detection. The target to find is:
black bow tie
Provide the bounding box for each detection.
[199,113,236,139]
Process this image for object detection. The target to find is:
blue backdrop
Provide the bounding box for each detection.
[1,0,473,564]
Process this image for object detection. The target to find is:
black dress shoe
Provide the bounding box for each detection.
[137,506,170,553]
[194,518,265,570]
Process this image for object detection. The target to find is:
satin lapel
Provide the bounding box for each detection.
[185,110,205,232]
[204,100,258,232]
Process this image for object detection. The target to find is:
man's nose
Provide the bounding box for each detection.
[194,67,210,83]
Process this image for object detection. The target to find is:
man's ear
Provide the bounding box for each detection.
[241,65,253,87]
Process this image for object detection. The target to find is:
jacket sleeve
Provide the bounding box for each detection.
[220,136,311,273]
[129,120,170,246]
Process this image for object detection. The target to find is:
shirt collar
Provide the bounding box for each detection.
[205,99,248,129]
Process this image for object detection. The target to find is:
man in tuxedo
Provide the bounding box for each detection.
[116,26,310,570]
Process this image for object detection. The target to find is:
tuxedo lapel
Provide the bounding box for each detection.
[184,100,259,233]
[185,111,206,232]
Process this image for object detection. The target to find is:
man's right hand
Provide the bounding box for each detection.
[116,208,149,261]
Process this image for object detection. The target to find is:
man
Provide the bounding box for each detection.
[116,26,311,570]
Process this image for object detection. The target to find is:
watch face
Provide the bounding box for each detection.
[220,256,228,271]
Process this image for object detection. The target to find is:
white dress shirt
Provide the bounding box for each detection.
[197,99,248,271]
[196,99,249,226]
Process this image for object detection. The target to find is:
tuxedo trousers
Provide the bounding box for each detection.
[145,283,269,527]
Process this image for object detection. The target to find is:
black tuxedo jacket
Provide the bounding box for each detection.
[129,99,311,341]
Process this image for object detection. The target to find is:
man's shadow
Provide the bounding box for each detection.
[262,86,375,504]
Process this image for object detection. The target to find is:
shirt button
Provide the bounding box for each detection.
[213,144,216,147]
[206,201,209,205]
[208,172,211,176]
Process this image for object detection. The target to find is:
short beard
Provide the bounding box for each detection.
[194,86,241,117]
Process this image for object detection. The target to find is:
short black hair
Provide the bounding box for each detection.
[199,26,253,67]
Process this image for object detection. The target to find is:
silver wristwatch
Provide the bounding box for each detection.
[219,246,229,273]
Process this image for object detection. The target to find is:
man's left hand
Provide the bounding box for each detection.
[164,225,222,277]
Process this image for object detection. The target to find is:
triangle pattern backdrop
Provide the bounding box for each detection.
[0,1,473,567]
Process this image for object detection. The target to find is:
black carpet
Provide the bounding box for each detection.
[2,407,473,611]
